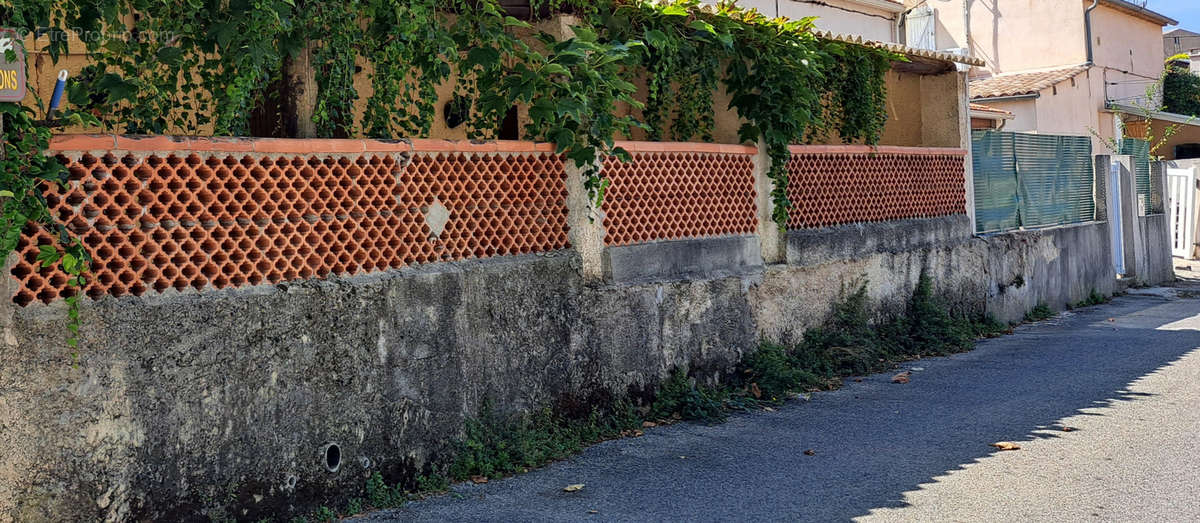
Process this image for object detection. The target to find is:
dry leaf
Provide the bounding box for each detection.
[1061,427,1074,432]
[853,378,863,383]
[588,510,599,514]
[750,382,762,398]
[891,371,911,384]
[632,430,643,437]
[991,441,1021,451]
[471,475,488,484]
[642,421,657,428]
[564,484,585,492]
[803,449,815,456]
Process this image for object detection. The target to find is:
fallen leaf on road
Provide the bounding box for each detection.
[1061,427,1075,432]
[564,484,585,492]
[471,475,488,484]
[588,510,599,514]
[891,371,911,384]
[804,449,815,456]
[853,378,863,382]
[642,421,656,428]
[750,382,762,398]
[991,442,1021,451]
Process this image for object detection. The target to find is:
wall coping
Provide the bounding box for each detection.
[615,141,759,155]
[788,145,968,156]
[48,136,963,157]
[47,135,564,155]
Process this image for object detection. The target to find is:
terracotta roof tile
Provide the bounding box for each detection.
[970,66,1089,99]
[969,103,1014,117]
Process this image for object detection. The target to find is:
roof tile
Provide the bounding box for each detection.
[970,66,1089,99]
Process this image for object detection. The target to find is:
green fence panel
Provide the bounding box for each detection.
[971,130,1019,233]
[1121,138,1152,212]
[971,130,1096,233]
[1014,134,1095,228]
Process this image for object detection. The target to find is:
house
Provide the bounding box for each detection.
[1164,28,1200,68]
[911,0,1177,154]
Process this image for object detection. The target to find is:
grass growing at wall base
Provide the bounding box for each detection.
[297,273,1067,522]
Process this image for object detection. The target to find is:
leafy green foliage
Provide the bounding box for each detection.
[6,0,895,226]
[649,368,728,421]
[448,400,640,481]
[1072,289,1110,309]
[1024,302,1055,322]
[365,472,406,509]
[0,101,96,353]
[1164,63,1200,117]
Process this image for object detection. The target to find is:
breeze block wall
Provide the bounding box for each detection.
[1,137,1131,522]
[11,137,569,305]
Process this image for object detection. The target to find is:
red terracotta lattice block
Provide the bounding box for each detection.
[602,145,758,246]
[10,139,569,306]
[785,147,967,230]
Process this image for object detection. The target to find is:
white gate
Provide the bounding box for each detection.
[1168,167,1196,259]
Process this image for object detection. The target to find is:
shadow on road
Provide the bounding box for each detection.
[356,295,1200,522]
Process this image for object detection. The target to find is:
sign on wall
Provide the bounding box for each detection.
[0,29,27,103]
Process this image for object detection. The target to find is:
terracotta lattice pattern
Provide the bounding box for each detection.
[785,146,967,229]
[10,138,568,306]
[602,144,758,246]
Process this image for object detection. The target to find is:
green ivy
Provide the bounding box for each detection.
[0,0,899,341]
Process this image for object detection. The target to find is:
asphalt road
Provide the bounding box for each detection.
[354,292,1200,522]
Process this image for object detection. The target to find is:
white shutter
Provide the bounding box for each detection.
[905,5,937,50]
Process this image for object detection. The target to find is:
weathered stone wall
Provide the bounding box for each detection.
[0,215,1132,522]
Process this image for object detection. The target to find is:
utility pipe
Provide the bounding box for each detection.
[1085,0,1100,65]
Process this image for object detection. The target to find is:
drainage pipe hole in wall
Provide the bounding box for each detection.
[323,443,341,472]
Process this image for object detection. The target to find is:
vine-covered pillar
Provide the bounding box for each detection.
[565,161,608,281]
[282,42,319,138]
[753,139,787,264]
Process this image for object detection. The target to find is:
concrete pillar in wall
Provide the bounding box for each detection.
[1096,155,1136,278]
[753,139,787,264]
[0,255,16,352]
[1113,156,1145,280]
[1093,155,1111,223]
[564,161,608,281]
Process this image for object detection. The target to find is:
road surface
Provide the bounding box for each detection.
[354,292,1200,522]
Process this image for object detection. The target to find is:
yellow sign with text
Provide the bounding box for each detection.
[0,29,26,102]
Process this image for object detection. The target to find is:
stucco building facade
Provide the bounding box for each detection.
[913,0,1176,153]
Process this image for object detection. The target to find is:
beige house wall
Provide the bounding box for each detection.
[941,0,1088,76]
[980,97,1038,131]
[732,0,900,42]
[1089,3,1167,106]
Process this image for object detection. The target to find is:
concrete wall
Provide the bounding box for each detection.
[1,204,1136,521]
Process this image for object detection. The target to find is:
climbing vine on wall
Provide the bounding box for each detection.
[1,0,900,332]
